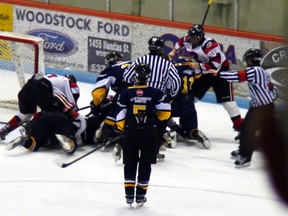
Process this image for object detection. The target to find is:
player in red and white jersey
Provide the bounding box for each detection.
[169,24,243,139]
[0,74,84,148]
[46,73,80,112]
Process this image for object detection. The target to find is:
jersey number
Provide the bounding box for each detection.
[133,104,146,114]
[181,76,194,94]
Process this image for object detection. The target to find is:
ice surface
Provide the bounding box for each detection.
[0,82,287,216]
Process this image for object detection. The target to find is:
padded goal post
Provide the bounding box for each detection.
[0,31,45,109]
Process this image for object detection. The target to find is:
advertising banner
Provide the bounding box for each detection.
[13,6,132,73]
[0,3,13,61]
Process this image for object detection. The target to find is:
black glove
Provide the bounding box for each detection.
[90,101,101,116]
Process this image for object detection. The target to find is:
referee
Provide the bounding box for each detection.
[208,48,278,168]
[123,36,181,160]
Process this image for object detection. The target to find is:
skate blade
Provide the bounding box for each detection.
[235,162,251,168]
[5,137,26,151]
[136,202,145,208]
[201,140,211,149]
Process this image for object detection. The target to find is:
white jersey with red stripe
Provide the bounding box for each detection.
[175,35,229,71]
[44,74,79,111]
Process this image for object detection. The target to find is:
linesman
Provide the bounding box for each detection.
[208,48,278,168]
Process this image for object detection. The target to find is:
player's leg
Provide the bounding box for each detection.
[137,129,158,205]
[192,75,211,101]
[85,114,106,144]
[0,82,37,140]
[235,107,258,168]
[122,129,140,205]
[212,77,243,136]
[156,120,168,161]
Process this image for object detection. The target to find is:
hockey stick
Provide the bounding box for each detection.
[201,0,213,26]
[78,105,90,111]
[55,135,122,168]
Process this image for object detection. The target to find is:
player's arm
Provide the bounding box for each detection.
[123,61,137,84]
[115,91,128,132]
[91,71,116,106]
[155,92,171,121]
[168,36,185,60]
[208,68,253,83]
[167,63,182,97]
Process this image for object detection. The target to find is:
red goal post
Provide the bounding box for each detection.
[0,31,45,109]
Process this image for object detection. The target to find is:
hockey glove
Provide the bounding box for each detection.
[89,101,101,116]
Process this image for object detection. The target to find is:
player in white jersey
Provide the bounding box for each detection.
[169,24,243,139]
[0,74,86,154]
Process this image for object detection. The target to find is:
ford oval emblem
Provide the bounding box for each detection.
[27,29,78,56]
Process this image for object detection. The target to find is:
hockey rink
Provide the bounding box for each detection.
[0,81,287,216]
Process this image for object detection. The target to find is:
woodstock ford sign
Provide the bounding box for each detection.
[27,29,78,56]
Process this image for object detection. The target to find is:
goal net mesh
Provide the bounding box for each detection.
[0,31,45,110]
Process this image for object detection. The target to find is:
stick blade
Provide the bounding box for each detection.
[54,158,69,168]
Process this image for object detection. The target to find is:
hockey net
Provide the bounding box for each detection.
[0,31,45,110]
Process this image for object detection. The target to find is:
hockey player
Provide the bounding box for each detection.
[168,24,243,140]
[5,110,86,154]
[0,73,80,140]
[115,64,171,206]
[208,48,278,168]
[169,58,210,149]
[0,73,85,153]
[88,52,132,148]
[124,36,181,160]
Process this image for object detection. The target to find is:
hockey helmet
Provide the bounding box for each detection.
[64,74,77,83]
[243,48,262,66]
[187,24,204,46]
[148,36,164,53]
[105,52,123,66]
[135,64,151,82]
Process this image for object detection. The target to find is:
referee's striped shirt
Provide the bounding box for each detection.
[123,54,181,98]
[218,66,278,107]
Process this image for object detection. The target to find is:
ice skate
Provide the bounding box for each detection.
[55,134,76,154]
[0,125,11,141]
[125,195,134,208]
[190,129,211,149]
[136,196,147,208]
[163,131,177,148]
[234,155,251,168]
[231,149,239,159]
[6,136,28,151]
[157,153,165,162]
[113,143,122,163]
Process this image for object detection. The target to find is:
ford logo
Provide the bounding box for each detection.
[27,29,78,56]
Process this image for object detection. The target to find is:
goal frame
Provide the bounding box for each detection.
[0,31,45,109]
[0,31,44,74]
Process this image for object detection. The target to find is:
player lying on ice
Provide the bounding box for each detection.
[0,73,86,154]
[5,110,86,154]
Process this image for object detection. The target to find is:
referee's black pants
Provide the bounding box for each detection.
[239,103,276,160]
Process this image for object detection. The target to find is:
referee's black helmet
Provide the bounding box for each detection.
[243,48,262,66]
